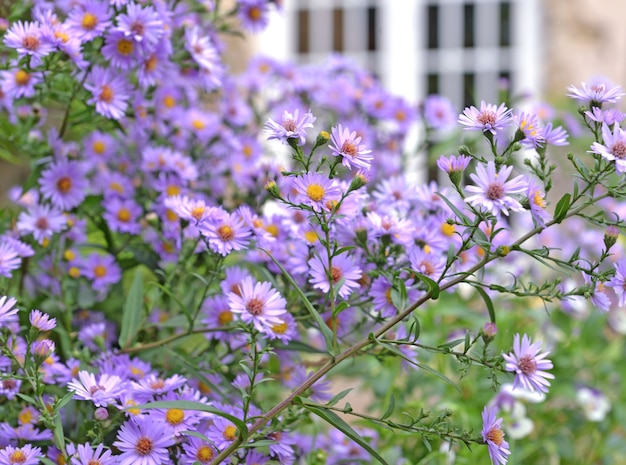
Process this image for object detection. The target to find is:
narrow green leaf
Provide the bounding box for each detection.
[259,248,335,354]
[119,269,144,349]
[553,193,571,223]
[53,414,66,453]
[279,340,326,354]
[381,394,395,420]
[326,388,353,407]
[300,401,390,465]
[473,285,496,324]
[416,362,461,392]
[54,391,76,412]
[436,192,472,225]
[413,273,440,300]
[146,281,190,321]
[136,400,249,443]
[437,338,464,350]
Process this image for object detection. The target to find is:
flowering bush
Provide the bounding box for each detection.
[1,2,626,465]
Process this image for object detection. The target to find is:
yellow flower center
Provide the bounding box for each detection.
[304,230,318,243]
[93,264,107,278]
[306,184,325,202]
[64,250,76,261]
[248,6,262,21]
[441,223,455,236]
[9,451,27,463]
[223,425,237,441]
[217,225,235,241]
[15,70,30,86]
[272,321,288,334]
[166,185,180,196]
[218,310,233,325]
[81,13,98,30]
[68,266,81,278]
[163,95,176,108]
[165,408,185,425]
[99,85,114,103]
[116,38,133,56]
[486,426,504,446]
[117,208,131,223]
[18,409,33,424]
[533,190,546,209]
[57,176,72,193]
[196,445,214,462]
[93,140,106,154]
[145,54,158,72]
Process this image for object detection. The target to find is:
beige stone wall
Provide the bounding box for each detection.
[543,0,626,101]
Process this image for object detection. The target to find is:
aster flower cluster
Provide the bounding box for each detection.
[1,0,626,464]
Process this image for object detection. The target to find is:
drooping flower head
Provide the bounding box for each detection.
[329,124,374,171]
[458,101,512,135]
[265,109,316,146]
[590,123,626,173]
[465,161,528,217]
[481,406,511,465]
[502,333,554,393]
[567,80,625,106]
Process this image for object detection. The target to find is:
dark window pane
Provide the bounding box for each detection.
[463,4,474,48]
[463,73,475,108]
[332,8,344,52]
[500,2,511,47]
[297,9,309,54]
[367,7,377,51]
[427,73,439,94]
[427,5,438,49]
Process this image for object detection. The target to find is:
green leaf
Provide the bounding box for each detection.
[416,362,461,393]
[553,193,571,223]
[436,192,472,225]
[54,390,75,413]
[413,273,440,300]
[259,248,335,355]
[136,400,249,443]
[53,414,66,453]
[473,285,496,323]
[381,394,395,420]
[298,399,390,465]
[119,268,144,349]
[326,388,353,407]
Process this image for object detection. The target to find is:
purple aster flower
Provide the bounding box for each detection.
[590,123,626,173]
[130,374,187,402]
[206,415,241,451]
[329,124,373,171]
[502,334,554,393]
[0,444,42,465]
[585,107,626,126]
[0,295,19,326]
[81,253,121,293]
[608,260,626,307]
[541,122,569,146]
[85,66,131,120]
[16,203,67,245]
[408,247,446,281]
[422,94,457,130]
[198,210,252,256]
[70,443,116,465]
[514,112,545,148]
[66,2,112,42]
[39,159,89,210]
[3,21,54,65]
[113,417,175,465]
[292,171,342,212]
[265,109,316,146]
[181,436,217,465]
[0,67,42,100]
[481,406,510,465]
[465,161,528,217]
[266,312,298,344]
[437,154,471,174]
[103,198,143,234]
[567,80,625,105]
[308,253,362,299]
[228,276,287,332]
[582,273,610,312]
[0,242,21,278]
[29,310,56,331]
[184,25,221,71]
[68,370,124,407]
[116,2,164,54]
[101,30,140,69]
[238,0,270,33]
[458,101,512,135]
[525,177,550,227]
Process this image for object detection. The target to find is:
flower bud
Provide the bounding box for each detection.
[347,172,368,192]
[264,180,281,199]
[604,225,619,250]
[95,407,109,421]
[483,322,497,339]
